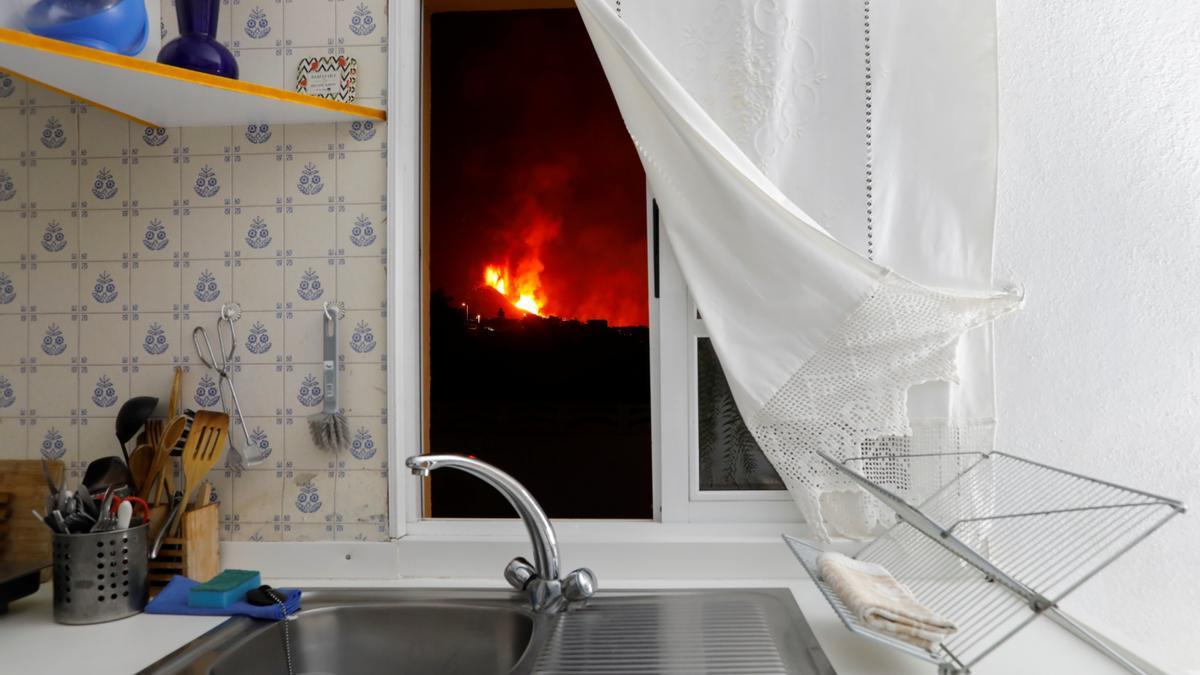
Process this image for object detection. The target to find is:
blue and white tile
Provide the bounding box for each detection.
[282,0,336,46]
[182,158,231,207]
[339,363,385,416]
[284,204,336,258]
[183,263,232,308]
[26,108,76,159]
[235,417,280,466]
[130,260,182,312]
[0,212,30,261]
[335,469,387,523]
[0,159,27,210]
[180,126,232,157]
[78,264,128,312]
[236,122,281,155]
[284,259,335,309]
[130,316,179,364]
[0,367,22,417]
[202,467,234,522]
[78,160,129,210]
[132,209,180,260]
[284,153,334,205]
[29,366,75,417]
[26,159,75,210]
[231,50,285,90]
[0,71,26,108]
[343,417,384,469]
[233,311,281,364]
[23,86,71,108]
[340,310,382,362]
[230,258,284,310]
[336,256,385,309]
[337,118,383,152]
[231,153,284,206]
[30,419,76,464]
[78,210,130,262]
[233,468,284,523]
[335,149,385,205]
[180,207,233,260]
[331,217,364,264]
[77,108,129,159]
[181,359,224,413]
[80,367,126,416]
[283,469,333,523]
[232,207,281,258]
[79,312,130,365]
[285,367,325,416]
[130,155,182,208]
[28,262,74,311]
[336,0,385,46]
[133,125,179,157]
[29,211,77,261]
[231,0,283,49]
[29,315,76,364]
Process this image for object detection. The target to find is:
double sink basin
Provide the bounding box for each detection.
[140,587,836,674]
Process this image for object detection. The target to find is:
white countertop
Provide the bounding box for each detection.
[0,577,1137,675]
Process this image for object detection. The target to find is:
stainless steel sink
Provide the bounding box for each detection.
[140,588,836,675]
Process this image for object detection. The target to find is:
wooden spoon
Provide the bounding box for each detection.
[142,414,187,503]
[128,444,156,493]
[174,411,228,535]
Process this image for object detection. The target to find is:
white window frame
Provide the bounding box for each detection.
[387,1,801,541]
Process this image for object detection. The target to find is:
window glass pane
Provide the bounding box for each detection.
[697,338,785,491]
[427,8,652,518]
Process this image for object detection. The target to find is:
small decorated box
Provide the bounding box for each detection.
[296,56,358,103]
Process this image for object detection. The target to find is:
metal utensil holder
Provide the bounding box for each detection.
[52,523,149,624]
[786,451,1185,675]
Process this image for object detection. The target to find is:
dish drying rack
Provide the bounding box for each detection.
[786,450,1184,674]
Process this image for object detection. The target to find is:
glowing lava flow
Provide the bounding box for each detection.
[483,264,544,316]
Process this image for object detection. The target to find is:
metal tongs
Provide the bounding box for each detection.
[193,302,265,469]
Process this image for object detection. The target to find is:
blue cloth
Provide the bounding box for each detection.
[145,576,300,620]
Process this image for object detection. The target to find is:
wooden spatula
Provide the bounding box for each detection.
[173,411,228,535]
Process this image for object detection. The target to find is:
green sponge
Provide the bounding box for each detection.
[187,569,262,609]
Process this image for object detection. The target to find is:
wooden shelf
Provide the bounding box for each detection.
[0,28,386,127]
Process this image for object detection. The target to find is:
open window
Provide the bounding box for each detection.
[409,0,801,527]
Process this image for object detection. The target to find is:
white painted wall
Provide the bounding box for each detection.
[993,2,1200,673]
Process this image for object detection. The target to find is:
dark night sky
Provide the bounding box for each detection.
[429,9,649,327]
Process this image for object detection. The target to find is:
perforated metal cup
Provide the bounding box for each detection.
[51,522,149,624]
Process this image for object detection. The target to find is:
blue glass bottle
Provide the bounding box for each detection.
[157,0,238,79]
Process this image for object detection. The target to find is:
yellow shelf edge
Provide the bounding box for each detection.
[0,27,387,124]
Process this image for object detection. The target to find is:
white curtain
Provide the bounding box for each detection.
[577,0,1018,540]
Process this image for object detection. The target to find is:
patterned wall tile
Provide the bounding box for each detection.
[0,0,390,542]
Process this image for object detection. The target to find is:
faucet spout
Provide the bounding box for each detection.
[406,454,596,611]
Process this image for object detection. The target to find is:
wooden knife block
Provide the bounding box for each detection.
[148,503,219,596]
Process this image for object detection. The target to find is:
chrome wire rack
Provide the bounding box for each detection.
[786,451,1185,675]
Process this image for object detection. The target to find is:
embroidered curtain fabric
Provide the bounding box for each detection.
[577,0,1017,540]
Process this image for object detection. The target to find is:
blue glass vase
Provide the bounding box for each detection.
[157,0,239,79]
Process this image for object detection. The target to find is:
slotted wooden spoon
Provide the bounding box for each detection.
[172,410,228,536]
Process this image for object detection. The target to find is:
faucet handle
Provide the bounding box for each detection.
[504,556,537,590]
[561,567,597,602]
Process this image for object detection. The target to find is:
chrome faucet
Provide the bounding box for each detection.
[405,454,597,613]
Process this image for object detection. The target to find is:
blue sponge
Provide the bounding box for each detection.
[187,569,262,609]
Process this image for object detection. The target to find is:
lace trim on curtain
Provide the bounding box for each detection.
[748,274,1019,541]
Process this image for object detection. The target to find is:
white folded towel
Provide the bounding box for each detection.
[817,551,957,651]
